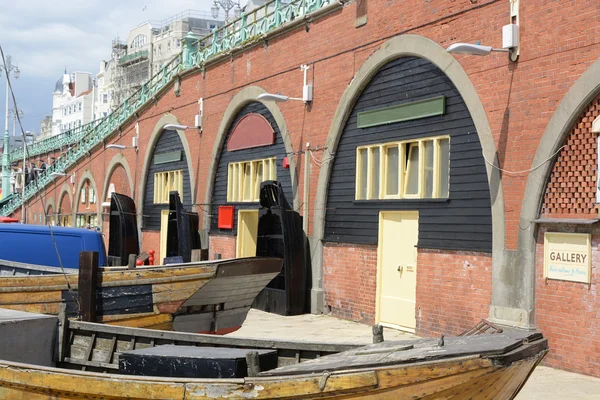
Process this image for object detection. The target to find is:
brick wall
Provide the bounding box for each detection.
[542,95,600,218]
[323,243,377,324]
[416,249,493,337]
[535,226,600,376]
[209,234,236,260]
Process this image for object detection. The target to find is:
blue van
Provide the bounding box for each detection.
[0,224,107,268]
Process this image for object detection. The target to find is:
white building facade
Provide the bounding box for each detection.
[50,72,94,137]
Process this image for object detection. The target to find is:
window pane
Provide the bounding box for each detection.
[370,147,380,199]
[271,158,276,180]
[439,138,450,197]
[424,141,434,198]
[405,144,419,195]
[385,146,399,196]
[243,163,252,201]
[255,161,263,200]
[358,148,368,199]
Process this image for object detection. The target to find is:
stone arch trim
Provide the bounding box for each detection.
[137,113,196,230]
[312,34,504,315]
[44,197,56,224]
[57,183,73,215]
[202,86,298,230]
[102,153,134,203]
[72,170,100,225]
[514,57,600,326]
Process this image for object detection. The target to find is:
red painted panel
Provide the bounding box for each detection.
[218,205,235,229]
[227,113,274,151]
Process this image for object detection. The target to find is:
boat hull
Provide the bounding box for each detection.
[0,339,547,399]
[0,257,282,333]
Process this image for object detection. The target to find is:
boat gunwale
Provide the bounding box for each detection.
[0,340,548,384]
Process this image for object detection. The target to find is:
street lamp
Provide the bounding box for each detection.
[9,108,23,137]
[211,0,241,23]
[1,55,19,197]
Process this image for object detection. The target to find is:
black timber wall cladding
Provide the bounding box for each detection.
[143,129,192,230]
[210,102,292,235]
[324,56,492,253]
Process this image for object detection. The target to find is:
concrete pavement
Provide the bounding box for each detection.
[229,309,600,399]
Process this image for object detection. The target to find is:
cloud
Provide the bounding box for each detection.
[0,0,220,132]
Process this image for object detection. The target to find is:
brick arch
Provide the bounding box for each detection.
[202,86,298,231]
[312,34,503,315]
[45,198,56,225]
[57,183,73,225]
[137,113,195,232]
[72,170,100,226]
[102,153,134,202]
[540,95,600,218]
[517,57,600,328]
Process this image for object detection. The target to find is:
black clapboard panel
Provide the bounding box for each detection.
[209,102,293,235]
[324,56,492,253]
[61,284,153,317]
[142,129,192,231]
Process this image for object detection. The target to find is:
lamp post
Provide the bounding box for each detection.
[1,55,20,198]
[211,0,241,23]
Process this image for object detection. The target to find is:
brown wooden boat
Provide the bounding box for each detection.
[0,256,282,333]
[0,308,548,399]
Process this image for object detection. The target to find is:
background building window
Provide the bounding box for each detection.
[227,158,276,202]
[356,136,450,200]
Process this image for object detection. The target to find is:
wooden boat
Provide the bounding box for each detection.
[0,309,548,399]
[0,256,282,333]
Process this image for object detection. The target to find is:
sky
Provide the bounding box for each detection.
[0,0,224,135]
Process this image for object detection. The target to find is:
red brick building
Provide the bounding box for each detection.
[11,0,600,376]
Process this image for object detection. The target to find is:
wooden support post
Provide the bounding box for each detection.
[372,324,384,344]
[127,254,137,270]
[56,302,69,364]
[78,251,98,322]
[246,351,261,377]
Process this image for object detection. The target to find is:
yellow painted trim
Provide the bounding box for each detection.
[236,209,259,257]
[227,157,276,202]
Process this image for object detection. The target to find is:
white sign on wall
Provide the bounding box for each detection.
[544,232,591,284]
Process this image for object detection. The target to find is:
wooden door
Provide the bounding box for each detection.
[377,211,419,332]
[236,210,259,258]
[159,209,169,265]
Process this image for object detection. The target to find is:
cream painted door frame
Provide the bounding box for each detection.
[376,210,419,333]
[236,209,259,258]
[159,209,169,265]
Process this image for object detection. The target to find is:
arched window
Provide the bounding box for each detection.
[130,34,147,49]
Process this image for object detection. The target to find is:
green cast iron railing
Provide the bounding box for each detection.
[1,0,332,216]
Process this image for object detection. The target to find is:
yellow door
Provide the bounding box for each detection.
[377,211,419,332]
[159,209,169,265]
[236,209,259,257]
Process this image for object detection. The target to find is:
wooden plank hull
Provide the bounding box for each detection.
[0,345,547,399]
[0,257,282,333]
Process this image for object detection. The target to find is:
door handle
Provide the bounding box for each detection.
[397,265,403,273]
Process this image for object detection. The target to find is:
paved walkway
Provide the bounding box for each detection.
[229,309,600,399]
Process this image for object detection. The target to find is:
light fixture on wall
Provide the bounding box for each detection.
[163,123,191,130]
[105,136,138,152]
[258,64,313,104]
[446,3,520,61]
[50,172,76,184]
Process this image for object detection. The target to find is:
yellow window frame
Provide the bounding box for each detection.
[227,157,277,202]
[356,135,450,201]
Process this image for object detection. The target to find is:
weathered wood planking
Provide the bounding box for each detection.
[0,257,282,333]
